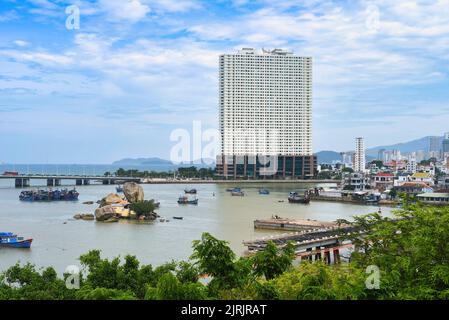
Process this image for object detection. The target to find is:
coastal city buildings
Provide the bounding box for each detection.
[216,48,316,179]
[443,132,449,155]
[353,137,366,173]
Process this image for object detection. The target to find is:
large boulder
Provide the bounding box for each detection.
[99,193,124,207]
[95,205,118,221]
[123,182,144,203]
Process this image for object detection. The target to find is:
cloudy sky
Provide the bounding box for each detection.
[0,0,448,163]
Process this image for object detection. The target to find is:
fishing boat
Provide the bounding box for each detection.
[231,190,245,196]
[177,196,198,205]
[19,188,79,201]
[259,188,270,195]
[0,232,33,248]
[226,187,241,192]
[173,216,184,220]
[116,185,124,193]
[184,188,197,194]
[288,192,310,204]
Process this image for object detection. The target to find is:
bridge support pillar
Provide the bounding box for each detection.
[15,178,30,188]
[23,179,30,187]
[47,179,54,187]
[333,249,341,264]
[54,179,61,186]
[306,248,313,262]
[315,249,322,261]
[102,180,110,185]
[76,179,83,186]
[324,250,331,264]
[83,179,90,185]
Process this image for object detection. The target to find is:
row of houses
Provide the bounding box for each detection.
[340,171,449,205]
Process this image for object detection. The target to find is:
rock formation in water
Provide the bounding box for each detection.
[123,182,144,203]
[99,193,125,207]
[95,205,119,221]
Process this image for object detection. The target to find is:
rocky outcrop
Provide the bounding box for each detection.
[73,213,95,221]
[123,182,144,203]
[99,193,125,207]
[95,205,119,221]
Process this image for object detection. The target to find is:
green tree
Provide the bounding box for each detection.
[129,200,157,217]
[252,241,295,280]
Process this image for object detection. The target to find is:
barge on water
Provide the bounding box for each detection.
[254,217,338,232]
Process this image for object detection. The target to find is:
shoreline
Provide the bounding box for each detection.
[140,179,338,184]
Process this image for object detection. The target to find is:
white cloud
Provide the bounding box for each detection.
[13,40,30,47]
[0,10,19,22]
[98,0,150,22]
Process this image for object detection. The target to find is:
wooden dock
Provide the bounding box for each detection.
[254,217,338,232]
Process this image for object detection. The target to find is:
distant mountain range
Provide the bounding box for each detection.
[365,136,443,156]
[112,157,215,169]
[115,136,445,167]
[315,135,444,164]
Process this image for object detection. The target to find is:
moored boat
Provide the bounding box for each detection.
[226,187,241,192]
[184,188,197,194]
[288,192,310,204]
[177,196,198,205]
[0,232,33,248]
[259,188,270,195]
[231,191,245,196]
[116,185,124,193]
[19,188,79,201]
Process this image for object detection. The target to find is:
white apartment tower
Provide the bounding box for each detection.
[217,48,316,179]
[219,48,312,156]
[354,137,366,173]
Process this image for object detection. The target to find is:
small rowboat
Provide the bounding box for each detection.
[0,232,33,248]
[184,188,197,194]
[231,191,245,196]
[173,216,184,220]
[226,187,241,192]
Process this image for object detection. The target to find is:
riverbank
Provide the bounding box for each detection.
[0,182,391,274]
[310,195,399,207]
[141,179,338,184]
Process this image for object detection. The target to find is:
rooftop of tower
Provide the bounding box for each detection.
[237,48,294,56]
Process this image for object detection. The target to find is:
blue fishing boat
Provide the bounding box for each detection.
[226,187,241,192]
[19,188,79,201]
[177,196,198,205]
[259,188,270,195]
[116,185,124,193]
[0,232,33,248]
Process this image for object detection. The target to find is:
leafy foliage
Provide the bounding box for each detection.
[2,205,449,300]
[129,200,157,217]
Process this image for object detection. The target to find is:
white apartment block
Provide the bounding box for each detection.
[219,48,312,156]
[354,137,366,172]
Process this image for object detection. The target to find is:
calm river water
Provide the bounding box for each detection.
[0,181,393,273]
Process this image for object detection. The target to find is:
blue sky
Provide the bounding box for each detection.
[0,0,449,163]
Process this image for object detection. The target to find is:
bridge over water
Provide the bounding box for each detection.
[0,174,141,188]
[244,225,363,264]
